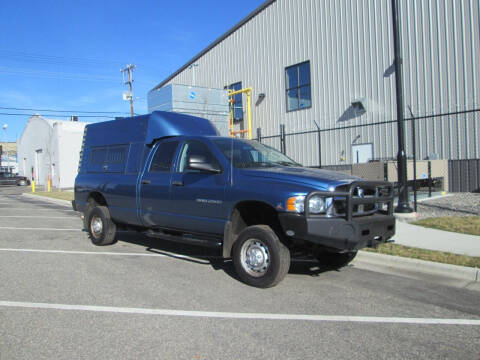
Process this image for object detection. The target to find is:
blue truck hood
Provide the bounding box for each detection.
[240,166,361,190]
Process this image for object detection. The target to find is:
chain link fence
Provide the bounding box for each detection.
[255,108,480,212]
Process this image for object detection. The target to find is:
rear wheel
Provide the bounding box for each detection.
[316,251,357,268]
[232,225,290,288]
[87,205,117,246]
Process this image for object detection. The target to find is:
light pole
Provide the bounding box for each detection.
[391,0,413,213]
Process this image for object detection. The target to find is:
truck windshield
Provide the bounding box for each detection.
[213,138,301,168]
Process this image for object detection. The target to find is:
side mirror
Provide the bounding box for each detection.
[187,155,221,173]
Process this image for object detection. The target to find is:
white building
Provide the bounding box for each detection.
[17,115,87,188]
[149,0,480,166]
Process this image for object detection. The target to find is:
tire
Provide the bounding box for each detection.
[86,205,117,246]
[83,198,97,230]
[17,180,26,186]
[316,250,357,268]
[232,225,290,288]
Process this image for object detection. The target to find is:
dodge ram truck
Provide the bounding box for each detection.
[74,111,395,287]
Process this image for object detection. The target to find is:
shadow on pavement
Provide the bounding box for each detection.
[115,231,335,283]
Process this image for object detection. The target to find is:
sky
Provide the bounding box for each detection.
[0,0,265,142]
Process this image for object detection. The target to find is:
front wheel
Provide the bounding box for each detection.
[232,225,290,288]
[87,206,117,246]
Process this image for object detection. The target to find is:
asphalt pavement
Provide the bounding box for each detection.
[0,185,479,359]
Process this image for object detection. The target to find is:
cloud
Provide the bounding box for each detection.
[1,90,34,106]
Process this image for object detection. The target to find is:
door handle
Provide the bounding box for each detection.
[142,180,151,185]
[172,180,184,186]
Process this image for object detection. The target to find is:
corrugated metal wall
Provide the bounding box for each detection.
[162,0,480,166]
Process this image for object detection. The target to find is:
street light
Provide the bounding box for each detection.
[391,0,413,213]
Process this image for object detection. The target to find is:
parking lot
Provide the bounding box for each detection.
[0,186,479,359]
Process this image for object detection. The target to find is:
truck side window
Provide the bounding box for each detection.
[150,140,179,172]
[178,141,218,173]
[91,148,107,164]
[106,147,126,163]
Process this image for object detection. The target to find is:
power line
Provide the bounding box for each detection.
[0,66,151,85]
[0,112,116,119]
[0,106,130,115]
[0,50,156,73]
[0,50,127,68]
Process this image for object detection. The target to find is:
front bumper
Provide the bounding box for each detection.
[278,180,396,251]
[279,213,395,250]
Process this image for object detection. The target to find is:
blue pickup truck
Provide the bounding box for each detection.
[74,111,395,287]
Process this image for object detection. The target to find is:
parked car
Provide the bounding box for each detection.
[74,111,395,287]
[0,172,30,186]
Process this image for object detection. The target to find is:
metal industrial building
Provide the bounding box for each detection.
[149,0,480,167]
[17,115,87,188]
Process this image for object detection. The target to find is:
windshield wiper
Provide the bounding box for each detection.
[275,161,297,167]
[247,162,276,168]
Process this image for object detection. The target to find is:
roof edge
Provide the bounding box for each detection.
[150,0,276,92]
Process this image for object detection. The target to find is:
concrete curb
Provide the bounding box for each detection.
[393,212,419,222]
[22,193,73,207]
[354,251,479,283]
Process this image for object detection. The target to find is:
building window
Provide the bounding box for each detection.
[225,82,243,122]
[285,61,311,112]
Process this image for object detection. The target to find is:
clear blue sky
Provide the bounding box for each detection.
[0,0,265,142]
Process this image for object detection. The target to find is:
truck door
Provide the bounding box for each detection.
[169,140,227,235]
[139,139,180,227]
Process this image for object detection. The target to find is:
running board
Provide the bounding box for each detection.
[143,229,222,248]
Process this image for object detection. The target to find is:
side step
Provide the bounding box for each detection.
[143,229,222,248]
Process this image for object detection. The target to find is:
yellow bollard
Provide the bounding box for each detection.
[32,180,35,193]
[47,179,51,192]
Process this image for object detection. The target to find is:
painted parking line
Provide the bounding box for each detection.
[0,248,217,263]
[0,208,75,211]
[0,248,317,264]
[0,226,81,231]
[0,300,479,325]
[0,216,75,218]
[0,247,186,257]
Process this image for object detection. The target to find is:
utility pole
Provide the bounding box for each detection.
[391,0,412,213]
[121,64,136,117]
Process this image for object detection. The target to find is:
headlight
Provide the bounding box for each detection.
[286,196,305,213]
[308,195,325,214]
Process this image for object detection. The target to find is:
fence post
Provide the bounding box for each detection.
[409,106,417,212]
[313,120,322,168]
[256,127,262,142]
[428,160,432,197]
[280,124,286,155]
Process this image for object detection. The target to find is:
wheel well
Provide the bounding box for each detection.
[223,201,284,258]
[88,192,108,207]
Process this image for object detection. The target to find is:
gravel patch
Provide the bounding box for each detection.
[414,193,480,220]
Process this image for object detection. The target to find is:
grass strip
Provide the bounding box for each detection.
[364,243,480,268]
[412,216,480,236]
[30,191,74,202]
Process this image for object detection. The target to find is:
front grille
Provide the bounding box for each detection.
[333,184,389,217]
[304,181,394,219]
